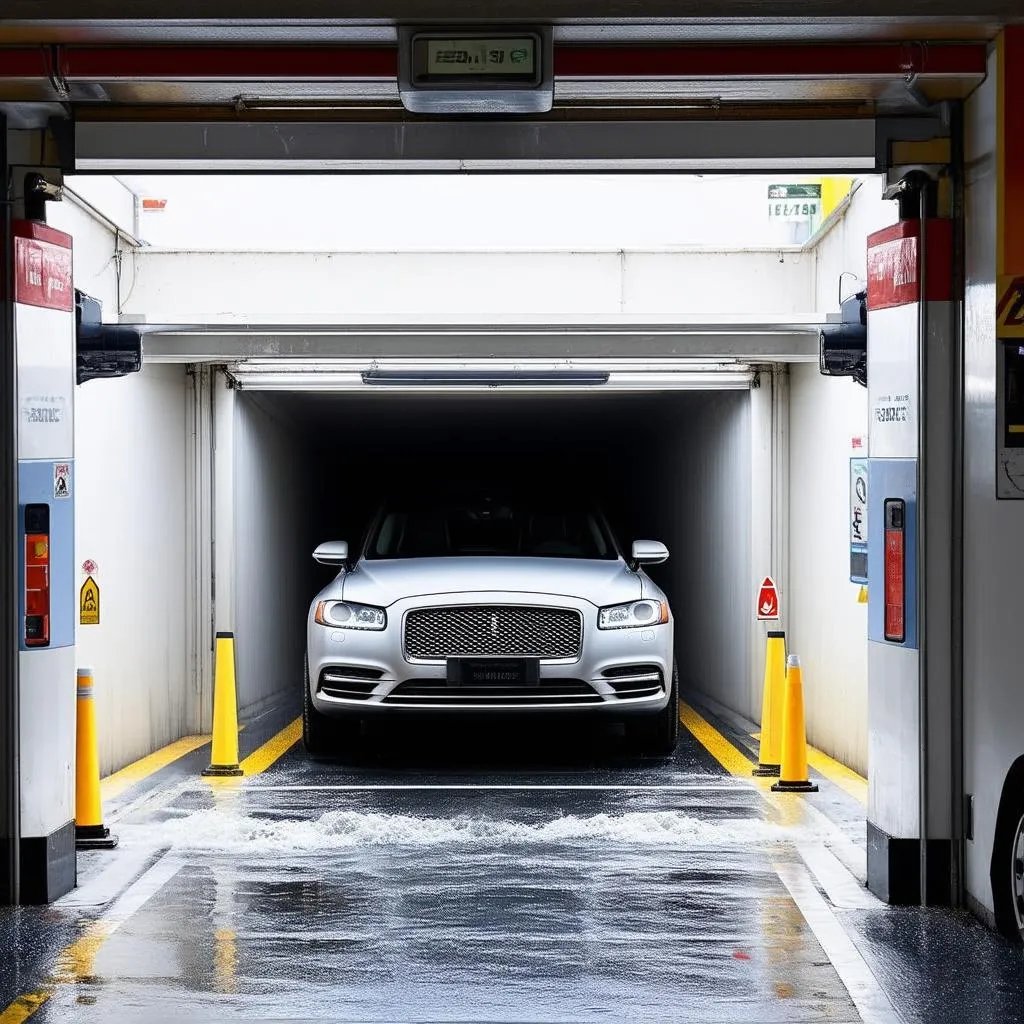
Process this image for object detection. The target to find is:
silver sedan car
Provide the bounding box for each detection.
[303,495,677,755]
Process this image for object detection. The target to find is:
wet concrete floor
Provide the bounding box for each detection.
[2,704,1022,1023]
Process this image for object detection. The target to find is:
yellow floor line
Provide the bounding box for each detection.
[805,748,868,806]
[751,732,868,805]
[679,700,757,779]
[100,735,211,802]
[1,723,298,1021]
[0,992,49,1024]
[238,718,302,777]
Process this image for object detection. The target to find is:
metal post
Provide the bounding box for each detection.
[0,114,20,905]
[917,183,930,909]
[948,100,966,909]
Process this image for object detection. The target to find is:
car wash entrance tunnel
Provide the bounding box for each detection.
[2,13,1024,1024]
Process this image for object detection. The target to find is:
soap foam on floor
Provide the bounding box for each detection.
[148,807,825,854]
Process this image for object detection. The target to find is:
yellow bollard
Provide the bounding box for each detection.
[203,632,243,777]
[75,668,118,849]
[753,631,787,777]
[771,655,819,793]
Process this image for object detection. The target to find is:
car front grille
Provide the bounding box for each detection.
[404,606,583,661]
[384,679,600,706]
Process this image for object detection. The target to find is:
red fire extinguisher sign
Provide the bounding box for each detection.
[756,577,780,621]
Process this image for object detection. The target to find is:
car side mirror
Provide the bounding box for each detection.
[631,540,669,567]
[313,541,349,566]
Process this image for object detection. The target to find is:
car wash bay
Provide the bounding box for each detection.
[222,385,761,735]
[4,20,1024,1024]
[6,306,1023,1023]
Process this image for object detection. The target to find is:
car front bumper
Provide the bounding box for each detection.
[307,590,673,716]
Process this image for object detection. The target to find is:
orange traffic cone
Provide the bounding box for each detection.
[753,631,786,777]
[771,655,818,793]
[75,668,118,849]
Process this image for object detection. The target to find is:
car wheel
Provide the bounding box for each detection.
[992,785,1024,942]
[302,659,361,757]
[628,662,680,755]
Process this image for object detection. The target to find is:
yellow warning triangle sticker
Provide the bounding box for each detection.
[998,276,1024,338]
[80,577,100,626]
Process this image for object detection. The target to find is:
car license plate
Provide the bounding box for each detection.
[447,658,540,686]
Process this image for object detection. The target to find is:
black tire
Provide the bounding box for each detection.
[992,779,1024,942]
[628,662,680,755]
[302,659,361,758]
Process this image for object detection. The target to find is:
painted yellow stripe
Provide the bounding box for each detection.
[679,700,756,778]
[805,748,868,806]
[752,731,867,805]
[238,718,302,777]
[0,992,49,1024]
[100,735,211,802]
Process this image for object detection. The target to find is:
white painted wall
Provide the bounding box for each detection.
[780,180,896,777]
[232,395,316,714]
[73,366,190,775]
[663,392,754,716]
[48,194,192,776]
[119,248,815,323]
[787,366,869,774]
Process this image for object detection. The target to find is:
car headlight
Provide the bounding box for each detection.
[598,600,669,630]
[315,601,387,630]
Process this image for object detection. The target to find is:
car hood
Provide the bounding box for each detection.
[340,557,642,608]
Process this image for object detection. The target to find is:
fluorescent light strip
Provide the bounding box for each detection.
[78,158,872,172]
[227,371,754,392]
[228,359,751,373]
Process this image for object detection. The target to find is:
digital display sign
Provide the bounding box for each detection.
[411,34,541,86]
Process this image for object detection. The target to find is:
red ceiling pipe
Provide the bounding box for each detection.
[0,42,988,82]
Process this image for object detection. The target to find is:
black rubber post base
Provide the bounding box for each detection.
[75,825,118,850]
[771,779,819,793]
[203,764,243,777]
[752,764,781,777]
[20,822,77,903]
[867,822,953,905]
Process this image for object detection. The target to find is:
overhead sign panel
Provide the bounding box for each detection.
[399,27,553,114]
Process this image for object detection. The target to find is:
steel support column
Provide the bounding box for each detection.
[0,114,20,906]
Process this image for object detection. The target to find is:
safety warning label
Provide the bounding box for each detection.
[998,276,1024,338]
[53,462,70,499]
[80,576,100,626]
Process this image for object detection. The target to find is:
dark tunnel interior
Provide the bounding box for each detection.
[244,389,752,650]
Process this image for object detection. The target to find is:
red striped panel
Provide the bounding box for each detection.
[1004,27,1024,276]
[12,221,73,313]
[0,48,49,78]
[554,43,987,79]
[62,45,397,80]
[28,42,987,82]
[866,219,953,311]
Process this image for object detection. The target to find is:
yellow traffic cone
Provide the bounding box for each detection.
[753,631,787,777]
[75,668,118,849]
[771,655,818,793]
[203,632,243,777]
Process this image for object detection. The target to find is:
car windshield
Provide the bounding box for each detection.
[366,497,617,560]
